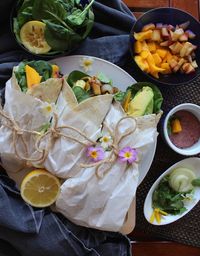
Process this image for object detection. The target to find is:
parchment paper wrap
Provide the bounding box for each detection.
[56,102,160,231]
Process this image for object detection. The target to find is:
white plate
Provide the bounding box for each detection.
[144,157,200,225]
[51,55,157,184]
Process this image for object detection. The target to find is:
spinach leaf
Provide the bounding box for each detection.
[72,86,90,103]
[13,18,21,43]
[67,8,87,26]
[32,0,70,29]
[14,61,27,92]
[17,6,33,27]
[67,70,90,87]
[81,9,94,38]
[44,21,82,51]
[66,0,94,26]
[127,82,163,114]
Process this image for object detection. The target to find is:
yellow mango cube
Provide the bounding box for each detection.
[134,41,143,54]
[156,49,168,59]
[134,30,153,41]
[147,42,157,52]
[140,50,149,59]
[152,53,162,66]
[146,54,165,75]
[134,56,149,72]
[160,63,172,74]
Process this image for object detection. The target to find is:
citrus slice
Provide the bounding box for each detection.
[21,169,60,208]
[20,21,51,54]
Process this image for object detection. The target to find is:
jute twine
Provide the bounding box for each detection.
[0,108,138,178]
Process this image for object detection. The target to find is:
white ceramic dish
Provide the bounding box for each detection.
[51,55,157,184]
[163,103,200,156]
[144,157,200,225]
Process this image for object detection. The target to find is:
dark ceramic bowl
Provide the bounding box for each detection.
[130,7,200,86]
[10,0,93,59]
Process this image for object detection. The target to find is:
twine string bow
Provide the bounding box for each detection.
[0,108,138,178]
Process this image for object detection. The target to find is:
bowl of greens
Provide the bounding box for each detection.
[11,0,95,57]
[144,157,200,225]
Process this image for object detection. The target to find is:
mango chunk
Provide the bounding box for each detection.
[25,65,42,88]
[140,50,150,59]
[134,30,153,41]
[146,55,165,74]
[171,118,182,133]
[152,53,162,66]
[156,49,168,59]
[134,56,149,72]
[147,42,157,52]
[134,40,143,54]
[52,64,60,78]
[160,63,172,74]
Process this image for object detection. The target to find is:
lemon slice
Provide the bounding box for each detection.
[21,169,60,208]
[20,21,51,54]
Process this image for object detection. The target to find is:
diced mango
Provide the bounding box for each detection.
[25,65,42,89]
[152,53,162,66]
[134,30,153,41]
[52,64,59,78]
[142,40,149,51]
[134,40,143,54]
[146,54,165,74]
[147,42,157,52]
[140,50,150,59]
[171,119,182,133]
[160,63,172,74]
[134,56,149,72]
[156,48,168,59]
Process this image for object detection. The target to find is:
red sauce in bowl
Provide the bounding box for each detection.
[169,110,200,148]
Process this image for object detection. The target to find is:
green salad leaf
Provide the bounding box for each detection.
[67,70,90,87]
[13,0,95,53]
[114,91,126,102]
[14,60,53,92]
[72,86,90,103]
[44,20,82,51]
[152,175,188,215]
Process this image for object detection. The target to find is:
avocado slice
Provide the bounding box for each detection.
[127,86,154,117]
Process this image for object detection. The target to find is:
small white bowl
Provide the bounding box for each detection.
[144,157,200,225]
[163,103,200,156]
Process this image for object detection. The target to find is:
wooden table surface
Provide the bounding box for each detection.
[123,0,200,255]
[124,0,200,20]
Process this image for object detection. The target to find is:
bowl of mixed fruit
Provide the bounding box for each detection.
[130,8,200,85]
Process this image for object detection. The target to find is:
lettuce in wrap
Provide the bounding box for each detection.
[66,70,119,103]
[13,60,63,103]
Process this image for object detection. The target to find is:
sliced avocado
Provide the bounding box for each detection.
[144,98,154,115]
[127,86,154,117]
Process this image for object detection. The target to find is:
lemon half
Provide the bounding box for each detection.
[21,169,60,208]
[20,21,51,54]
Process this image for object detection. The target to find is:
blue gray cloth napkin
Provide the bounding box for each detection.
[0,0,136,255]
